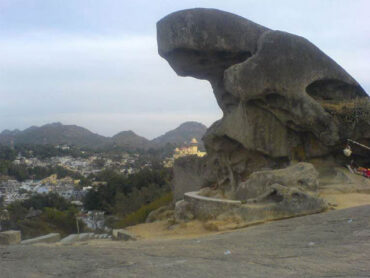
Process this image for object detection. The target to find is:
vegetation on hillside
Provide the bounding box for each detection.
[83,166,172,216]
[1,193,85,239]
[0,142,175,236]
[113,192,172,228]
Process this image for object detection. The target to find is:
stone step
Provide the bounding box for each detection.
[112,229,136,241]
[0,230,21,245]
[60,233,110,244]
[21,233,60,245]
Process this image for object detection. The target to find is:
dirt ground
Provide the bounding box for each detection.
[127,191,370,241]
[321,192,370,209]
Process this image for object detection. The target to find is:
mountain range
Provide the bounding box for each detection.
[0,122,207,150]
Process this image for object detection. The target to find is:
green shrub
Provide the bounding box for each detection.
[22,193,70,211]
[15,218,53,239]
[114,192,172,228]
[5,193,85,239]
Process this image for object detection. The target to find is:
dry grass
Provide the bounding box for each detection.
[321,193,370,210]
[320,97,370,124]
[321,97,369,112]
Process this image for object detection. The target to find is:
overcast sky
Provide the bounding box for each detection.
[0,0,369,139]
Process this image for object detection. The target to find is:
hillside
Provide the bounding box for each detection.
[0,121,207,150]
[0,122,107,148]
[111,130,151,150]
[151,121,207,148]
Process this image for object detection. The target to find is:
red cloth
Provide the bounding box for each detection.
[358,168,370,178]
[366,169,370,178]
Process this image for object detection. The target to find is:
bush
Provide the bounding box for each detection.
[83,166,172,214]
[22,193,70,211]
[113,192,172,228]
[15,218,53,239]
[4,193,84,239]
[42,207,84,236]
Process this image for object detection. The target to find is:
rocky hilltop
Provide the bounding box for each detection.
[157,8,370,222]
[112,130,151,150]
[0,121,207,150]
[0,122,107,148]
[151,121,207,149]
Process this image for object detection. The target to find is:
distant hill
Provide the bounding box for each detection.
[0,129,21,145]
[0,122,107,148]
[151,121,207,148]
[0,121,208,150]
[111,130,151,150]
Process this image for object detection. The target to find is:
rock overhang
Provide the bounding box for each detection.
[157,8,370,217]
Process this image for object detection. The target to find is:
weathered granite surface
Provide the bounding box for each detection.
[158,8,369,222]
[177,184,327,222]
[112,229,136,241]
[60,233,100,245]
[0,230,21,245]
[158,8,370,197]
[21,233,60,245]
[182,191,242,220]
[1,205,370,277]
[235,162,319,200]
[172,156,215,202]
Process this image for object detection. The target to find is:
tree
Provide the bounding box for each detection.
[93,158,105,168]
[0,196,4,208]
[22,193,70,211]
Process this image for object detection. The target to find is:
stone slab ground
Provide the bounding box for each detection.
[21,233,60,245]
[1,205,370,278]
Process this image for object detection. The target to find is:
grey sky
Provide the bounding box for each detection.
[0,0,369,139]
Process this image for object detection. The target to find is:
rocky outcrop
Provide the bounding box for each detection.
[172,156,216,202]
[0,230,21,245]
[175,163,327,222]
[145,205,174,223]
[158,8,369,196]
[111,130,151,150]
[235,163,319,200]
[112,229,137,241]
[151,121,207,148]
[158,8,369,223]
[181,192,242,220]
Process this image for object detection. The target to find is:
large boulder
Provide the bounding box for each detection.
[145,205,174,223]
[112,229,136,241]
[172,156,216,202]
[0,230,21,245]
[158,8,370,196]
[174,183,327,224]
[235,162,319,200]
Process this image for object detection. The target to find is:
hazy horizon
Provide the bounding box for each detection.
[1,0,369,139]
[0,120,208,140]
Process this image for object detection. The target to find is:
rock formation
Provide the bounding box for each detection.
[157,8,370,221]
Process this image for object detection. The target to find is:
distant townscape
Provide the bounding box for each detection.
[0,121,207,237]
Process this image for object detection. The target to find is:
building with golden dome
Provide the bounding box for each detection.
[173,138,206,160]
[164,138,206,167]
